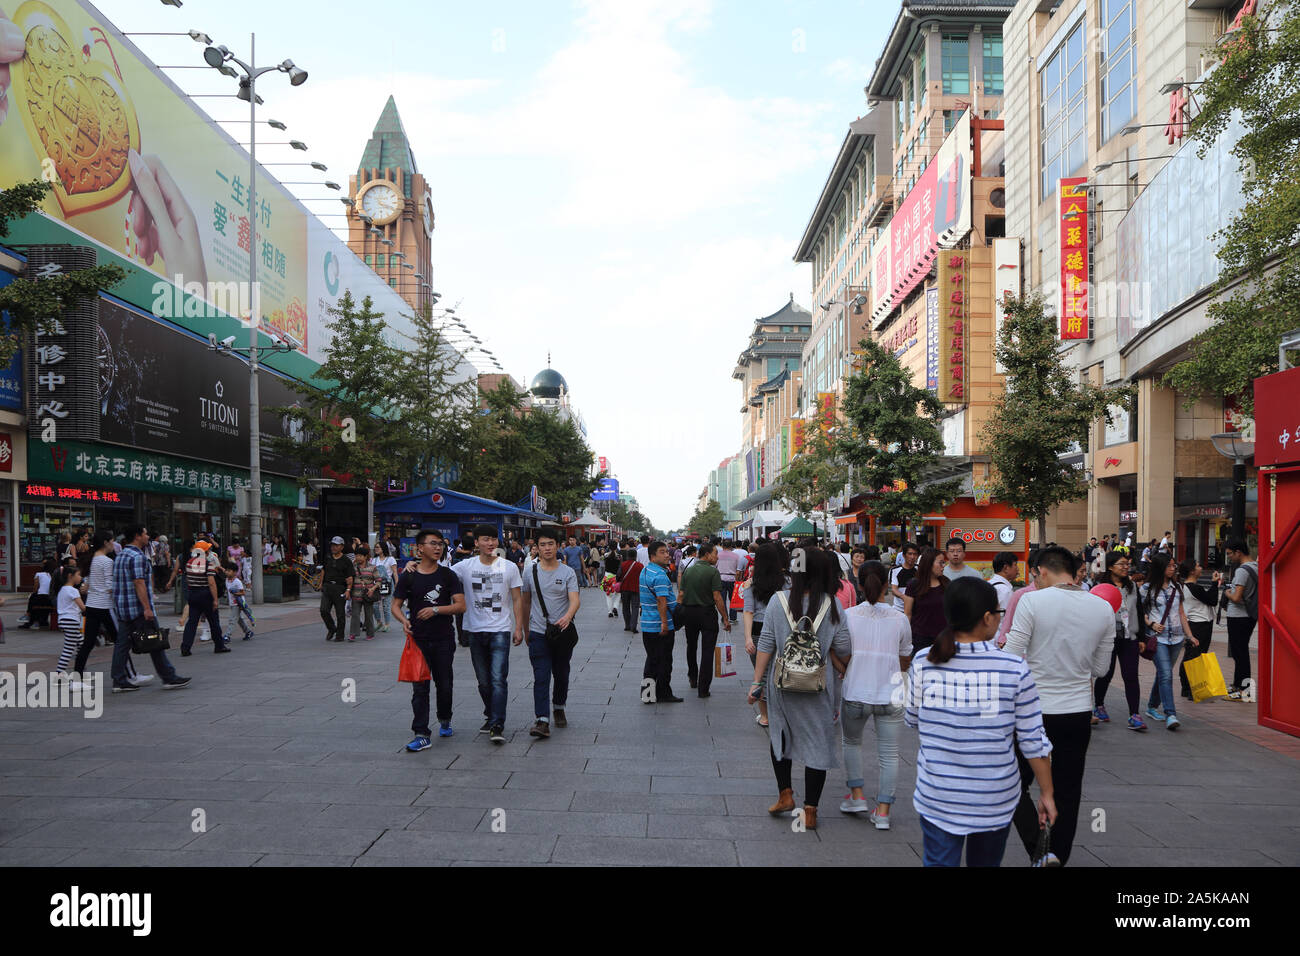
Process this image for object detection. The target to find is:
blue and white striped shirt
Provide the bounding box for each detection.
[904,640,1052,836]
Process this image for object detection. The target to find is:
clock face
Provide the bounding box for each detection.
[423,197,433,235]
[360,182,401,224]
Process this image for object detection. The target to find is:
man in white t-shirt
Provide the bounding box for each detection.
[889,542,919,612]
[453,523,524,744]
[989,551,1018,612]
[635,535,650,568]
[302,540,318,569]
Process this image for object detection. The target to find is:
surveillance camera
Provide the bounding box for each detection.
[222,335,237,348]
[208,333,219,349]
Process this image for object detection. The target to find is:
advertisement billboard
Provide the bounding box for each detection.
[591,478,619,501]
[1058,177,1090,340]
[937,250,969,406]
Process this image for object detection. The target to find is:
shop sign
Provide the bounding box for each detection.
[24,246,99,442]
[1095,441,1138,477]
[937,251,969,405]
[1059,177,1090,340]
[0,432,11,473]
[1120,510,1138,524]
[26,438,298,506]
[882,313,919,358]
[925,286,939,392]
[944,523,1018,546]
[1254,365,1300,468]
[24,483,130,504]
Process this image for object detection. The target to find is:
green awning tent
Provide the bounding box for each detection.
[779,516,815,536]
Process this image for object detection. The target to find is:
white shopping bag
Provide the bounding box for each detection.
[714,642,737,678]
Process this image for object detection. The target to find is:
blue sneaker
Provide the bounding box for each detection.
[1127,715,1147,732]
[1094,704,1110,723]
[438,723,454,738]
[405,735,432,752]
[1145,707,1166,722]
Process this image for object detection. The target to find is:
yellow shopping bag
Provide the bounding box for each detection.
[1185,651,1229,702]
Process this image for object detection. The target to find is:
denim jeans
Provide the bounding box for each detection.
[467,631,510,725]
[1148,640,1183,717]
[528,631,573,718]
[920,816,1010,867]
[111,614,177,685]
[840,700,904,803]
[182,590,225,651]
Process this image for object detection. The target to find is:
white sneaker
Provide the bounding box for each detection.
[869,810,892,830]
[127,674,154,686]
[839,797,870,814]
[68,681,88,692]
[199,631,210,642]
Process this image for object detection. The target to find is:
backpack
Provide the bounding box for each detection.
[772,592,830,694]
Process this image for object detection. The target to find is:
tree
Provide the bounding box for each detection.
[265,291,406,486]
[1163,1,1300,413]
[981,292,1133,545]
[688,498,726,537]
[392,306,476,487]
[839,337,961,535]
[771,416,848,538]
[520,405,601,516]
[0,179,126,365]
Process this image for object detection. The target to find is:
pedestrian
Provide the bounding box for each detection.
[164,540,205,642]
[942,537,983,581]
[394,530,466,749]
[616,547,644,633]
[180,537,228,656]
[110,526,190,693]
[226,537,245,579]
[20,557,58,630]
[639,541,681,703]
[636,535,650,568]
[1092,550,1146,730]
[839,560,910,827]
[585,540,601,588]
[903,547,948,657]
[1004,546,1114,866]
[222,564,255,641]
[370,542,397,632]
[453,524,524,744]
[834,558,858,610]
[995,550,1043,646]
[1178,559,1219,701]
[678,541,731,697]
[1140,552,1197,729]
[561,535,586,587]
[1221,538,1259,700]
[319,536,354,642]
[54,565,88,681]
[742,542,788,729]
[149,534,171,593]
[749,547,850,831]
[888,542,919,613]
[345,544,379,641]
[71,532,134,682]
[906,576,1057,867]
[302,537,318,572]
[520,526,581,739]
[716,539,743,623]
[602,541,622,618]
[988,551,1017,612]
[849,547,867,602]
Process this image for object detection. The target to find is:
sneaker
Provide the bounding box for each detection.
[1091,712,1099,725]
[529,720,550,738]
[1166,716,1181,731]
[490,725,505,744]
[839,797,870,814]
[479,719,493,734]
[348,635,357,642]
[127,674,154,686]
[438,722,454,738]
[1226,689,1243,701]
[383,624,391,632]
[1094,704,1110,723]
[553,708,567,728]
[869,810,891,830]
[406,735,432,752]
[365,634,375,641]
[199,632,210,642]
[1127,715,1147,732]
[161,676,192,690]
[111,682,139,694]
[1031,852,1062,868]
[1145,707,1166,722]
[243,633,253,641]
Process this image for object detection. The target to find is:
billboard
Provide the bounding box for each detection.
[591,477,620,501]
[1058,177,1090,340]
[937,250,969,405]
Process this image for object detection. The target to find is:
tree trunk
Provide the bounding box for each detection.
[1037,515,1047,550]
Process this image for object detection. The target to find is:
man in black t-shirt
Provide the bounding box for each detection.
[392,529,466,751]
[320,536,355,642]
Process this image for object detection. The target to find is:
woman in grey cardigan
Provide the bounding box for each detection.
[748,547,851,830]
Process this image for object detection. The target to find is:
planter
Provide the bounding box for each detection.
[262,573,300,603]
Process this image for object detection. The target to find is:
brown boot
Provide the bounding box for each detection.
[768,788,795,815]
[803,805,818,830]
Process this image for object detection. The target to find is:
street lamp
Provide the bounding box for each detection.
[1211,432,1255,545]
[202,34,306,605]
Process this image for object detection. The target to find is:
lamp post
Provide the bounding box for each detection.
[1211,432,1255,547]
[202,36,306,604]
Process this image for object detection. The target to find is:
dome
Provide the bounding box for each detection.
[530,368,568,400]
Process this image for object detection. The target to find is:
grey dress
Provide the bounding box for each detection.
[758,591,852,770]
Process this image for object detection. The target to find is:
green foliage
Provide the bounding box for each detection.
[771,415,849,530]
[688,498,726,537]
[1163,2,1300,412]
[838,337,961,527]
[0,178,127,366]
[981,293,1133,543]
[392,306,476,487]
[607,500,660,538]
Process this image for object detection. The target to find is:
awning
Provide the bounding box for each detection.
[834,511,864,526]
[779,516,816,536]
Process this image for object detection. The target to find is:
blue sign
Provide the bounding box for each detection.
[0,270,22,411]
[591,478,620,501]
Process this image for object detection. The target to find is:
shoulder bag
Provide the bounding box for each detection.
[533,563,579,654]
[129,621,171,654]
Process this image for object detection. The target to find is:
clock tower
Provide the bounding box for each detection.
[346,96,435,311]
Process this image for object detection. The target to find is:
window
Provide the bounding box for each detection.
[1101,0,1135,142]
[364,254,372,265]
[944,109,959,134]
[1039,22,1087,199]
[983,34,1003,96]
[902,76,912,126]
[896,96,906,144]
[389,278,397,288]
[942,34,970,94]
[917,48,926,101]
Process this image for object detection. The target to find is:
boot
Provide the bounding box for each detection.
[803,805,818,830]
[768,788,795,816]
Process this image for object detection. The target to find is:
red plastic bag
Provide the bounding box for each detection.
[398,635,430,683]
[730,583,745,611]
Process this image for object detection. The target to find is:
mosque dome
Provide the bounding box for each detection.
[530,367,568,400]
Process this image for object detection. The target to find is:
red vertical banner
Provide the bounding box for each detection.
[1059,176,1090,340]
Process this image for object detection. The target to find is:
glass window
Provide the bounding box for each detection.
[944,109,958,135]
[364,254,372,265]
[942,34,970,94]
[1101,0,1135,141]
[389,278,397,288]
[1040,22,1087,199]
[983,34,1003,96]
[917,48,926,100]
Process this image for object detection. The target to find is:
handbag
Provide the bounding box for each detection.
[1139,584,1176,661]
[129,622,171,654]
[1184,651,1229,701]
[397,634,431,683]
[533,563,579,653]
[772,592,830,694]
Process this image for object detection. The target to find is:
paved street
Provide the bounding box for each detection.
[1,591,1297,867]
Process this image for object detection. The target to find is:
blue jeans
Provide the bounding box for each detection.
[841,701,903,803]
[467,631,510,726]
[920,816,1010,867]
[528,631,573,718]
[1148,640,1183,717]
[110,613,178,685]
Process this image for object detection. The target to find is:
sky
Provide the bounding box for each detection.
[94,0,894,529]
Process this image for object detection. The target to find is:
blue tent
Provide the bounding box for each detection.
[375,487,553,558]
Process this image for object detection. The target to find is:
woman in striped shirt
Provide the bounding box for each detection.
[905,576,1057,866]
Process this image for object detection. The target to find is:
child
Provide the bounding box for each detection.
[54,566,87,678]
[224,564,255,641]
[349,545,379,641]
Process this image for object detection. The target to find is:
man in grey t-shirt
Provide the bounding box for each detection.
[521,527,581,737]
[1222,538,1258,699]
[942,538,984,581]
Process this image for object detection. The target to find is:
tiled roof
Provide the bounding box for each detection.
[357,96,418,198]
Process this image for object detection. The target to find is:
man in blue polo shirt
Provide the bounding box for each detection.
[639,541,682,703]
[111,525,190,692]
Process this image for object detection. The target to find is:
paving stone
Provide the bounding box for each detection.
[568,791,727,815]
[552,835,737,866]
[186,823,382,856]
[505,771,651,793]
[473,809,648,837]
[55,848,265,867]
[362,829,557,863]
